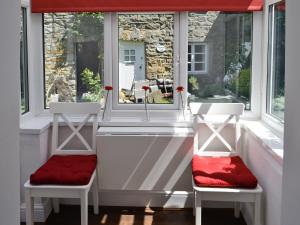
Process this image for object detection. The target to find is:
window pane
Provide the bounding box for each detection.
[195,63,205,71]
[195,45,205,53]
[267,1,285,121]
[195,54,204,62]
[43,13,104,107]
[20,8,29,114]
[188,12,252,110]
[118,14,174,104]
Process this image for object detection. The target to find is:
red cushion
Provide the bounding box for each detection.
[30,155,97,185]
[192,155,257,188]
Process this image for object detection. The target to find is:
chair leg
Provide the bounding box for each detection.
[195,194,202,225]
[52,198,60,213]
[80,190,88,225]
[234,202,240,218]
[193,191,196,216]
[25,188,34,225]
[254,194,262,225]
[92,176,99,215]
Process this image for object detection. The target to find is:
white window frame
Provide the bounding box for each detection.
[261,0,285,134]
[111,12,180,110]
[26,11,262,122]
[123,49,136,64]
[187,42,208,74]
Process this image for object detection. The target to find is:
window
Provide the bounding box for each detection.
[188,43,207,73]
[267,1,285,121]
[43,13,104,107]
[117,13,176,105]
[187,12,252,110]
[124,49,136,63]
[20,7,29,114]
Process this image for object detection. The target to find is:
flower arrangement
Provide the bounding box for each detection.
[102,86,113,121]
[142,85,150,121]
[176,86,185,119]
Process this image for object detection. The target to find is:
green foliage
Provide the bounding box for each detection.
[273,96,285,112]
[81,68,104,102]
[188,75,200,96]
[201,84,224,98]
[238,69,250,99]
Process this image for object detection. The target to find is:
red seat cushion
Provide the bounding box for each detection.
[30,155,97,185]
[192,155,257,188]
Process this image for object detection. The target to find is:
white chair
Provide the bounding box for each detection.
[24,102,101,225]
[190,103,262,225]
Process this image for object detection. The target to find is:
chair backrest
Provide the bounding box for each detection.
[189,103,244,156]
[49,102,101,155]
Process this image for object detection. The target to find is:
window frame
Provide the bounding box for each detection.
[111,12,180,110]
[187,42,208,74]
[261,0,285,135]
[31,11,262,121]
[20,7,29,114]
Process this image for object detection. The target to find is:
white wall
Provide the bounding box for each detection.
[281,0,300,225]
[0,0,21,224]
[244,131,282,225]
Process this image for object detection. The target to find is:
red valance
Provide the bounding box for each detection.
[31,0,263,13]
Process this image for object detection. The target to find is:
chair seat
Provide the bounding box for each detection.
[192,155,257,188]
[30,155,97,185]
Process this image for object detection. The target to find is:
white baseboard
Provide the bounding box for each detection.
[20,198,52,222]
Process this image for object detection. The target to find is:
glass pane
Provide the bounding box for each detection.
[124,56,130,61]
[188,54,192,62]
[188,63,191,71]
[267,1,285,120]
[195,54,204,62]
[20,8,29,114]
[188,12,252,110]
[195,63,204,71]
[43,13,104,107]
[118,14,174,104]
[195,45,205,53]
[188,45,191,53]
[124,50,129,55]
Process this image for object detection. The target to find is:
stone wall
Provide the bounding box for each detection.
[118,14,174,80]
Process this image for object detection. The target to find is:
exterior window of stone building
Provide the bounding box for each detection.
[118,13,175,105]
[20,7,29,114]
[188,43,207,74]
[43,13,104,108]
[267,0,285,121]
[187,12,252,110]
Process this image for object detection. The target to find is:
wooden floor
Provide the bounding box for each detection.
[23,205,247,225]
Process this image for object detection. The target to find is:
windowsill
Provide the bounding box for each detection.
[19,114,284,164]
[242,120,284,164]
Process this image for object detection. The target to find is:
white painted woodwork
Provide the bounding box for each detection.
[24,103,100,225]
[0,0,20,224]
[191,103,263,225]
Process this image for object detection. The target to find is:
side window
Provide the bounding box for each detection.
[188,43,207,74]
[43,13,104,107]
[267,0,285,121]
[20,7,29,114]
[187,12,252,110]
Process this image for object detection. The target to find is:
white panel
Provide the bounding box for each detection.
[190,103,244,115]
[49,102,101,114]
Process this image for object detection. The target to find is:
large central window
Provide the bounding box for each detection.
[117,13,175,105]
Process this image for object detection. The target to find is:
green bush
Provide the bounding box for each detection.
[238,69,250,99]
[81,68,104,102]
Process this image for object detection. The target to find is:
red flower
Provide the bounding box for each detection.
[142,86,150,91]
[176,86,184,92]
[104,86,113,91]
